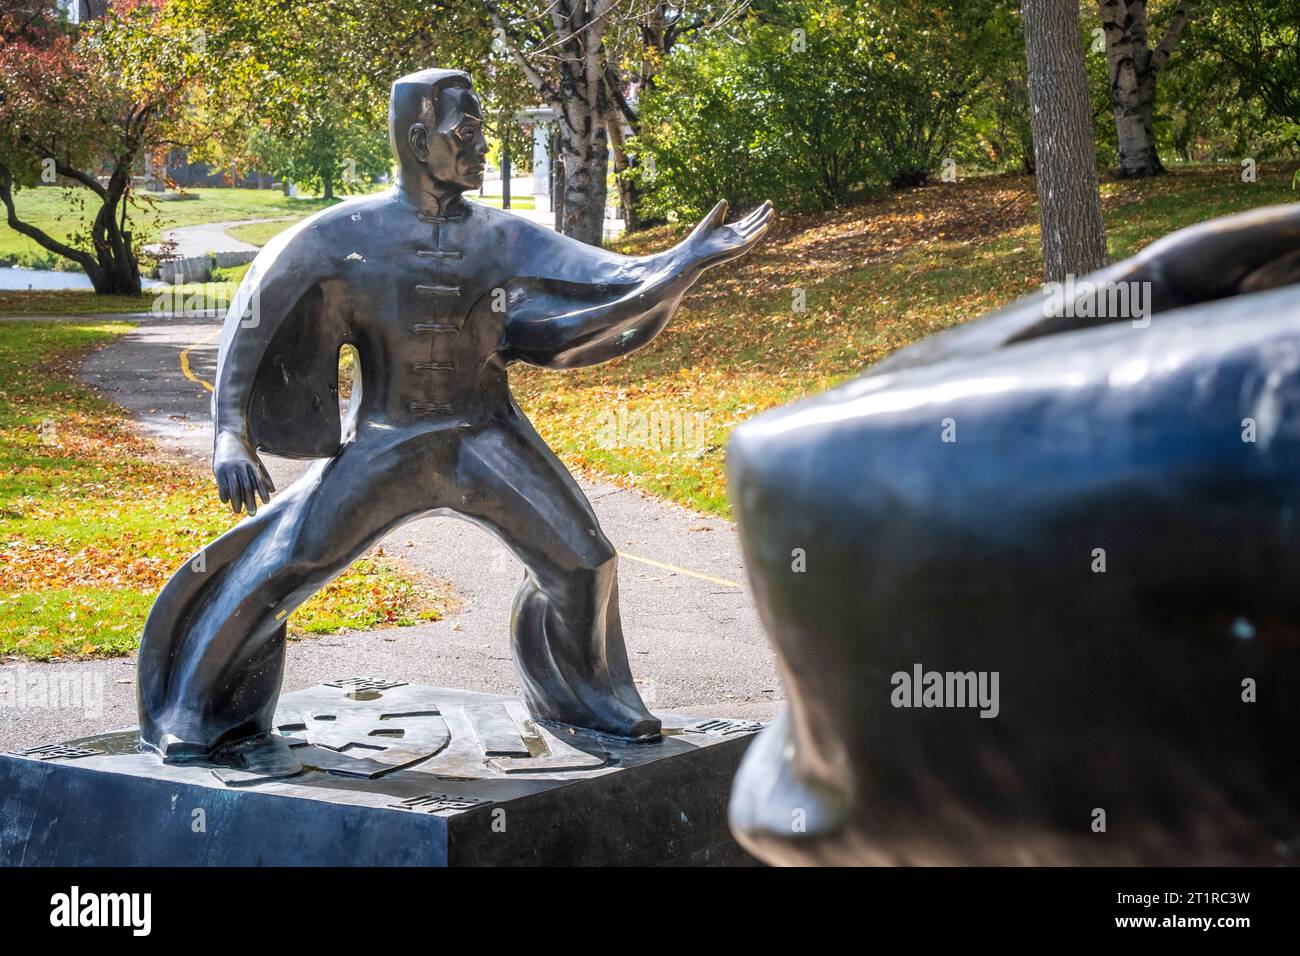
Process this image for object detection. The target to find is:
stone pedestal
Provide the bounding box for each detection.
[0,681,760,866]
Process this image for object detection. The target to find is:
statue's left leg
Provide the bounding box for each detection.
[453,413,660,740]
[138,428,439,766]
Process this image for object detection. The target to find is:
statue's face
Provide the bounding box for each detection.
[409,85,488,192]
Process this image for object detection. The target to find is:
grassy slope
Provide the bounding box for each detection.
[512,164,1300,516]
[0,323,453,659]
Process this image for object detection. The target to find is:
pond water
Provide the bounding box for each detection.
[0,266,165,291]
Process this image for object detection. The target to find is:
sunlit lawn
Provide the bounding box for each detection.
[0,186,360,268]
[0,322,453,659]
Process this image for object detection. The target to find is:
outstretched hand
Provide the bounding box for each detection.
[214,429,275,516]
[682,199,774,272]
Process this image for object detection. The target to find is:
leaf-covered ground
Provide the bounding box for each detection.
[0,322,454,659]
[513,164,1300,516]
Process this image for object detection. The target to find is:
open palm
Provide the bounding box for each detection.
[684,199,774,271]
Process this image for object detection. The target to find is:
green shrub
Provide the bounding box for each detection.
[630,0,1021,218]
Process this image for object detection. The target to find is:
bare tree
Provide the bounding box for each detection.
[1022,0,1109,281]
[1096,0,1195,178]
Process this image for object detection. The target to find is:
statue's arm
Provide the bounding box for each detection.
[210,242,314,514]
[504,261,694,370]
[506,200,772,369]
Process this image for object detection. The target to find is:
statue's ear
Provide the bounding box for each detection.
[408,123,430,162]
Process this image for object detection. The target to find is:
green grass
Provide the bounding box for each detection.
[513,162,1300,516]
[472,193,537,211]
[225,219,294,247]
[0,291,160,315]
[0,281,245,316]
[0,186,365,269]
[0,321,452,659]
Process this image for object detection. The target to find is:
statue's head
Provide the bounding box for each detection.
[390,68,488,194]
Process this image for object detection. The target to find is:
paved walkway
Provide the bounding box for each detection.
[0,318,780,750]
[151,218,296,258]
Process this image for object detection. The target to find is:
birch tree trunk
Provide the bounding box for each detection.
[551,131,566,232]
[556,91,609,246]
[488,0,613,246]
[606,113,639,232]
[1096,0,1195,178]
[1022,0,1109,282]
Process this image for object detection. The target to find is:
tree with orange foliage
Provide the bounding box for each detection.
[0,1,202,293]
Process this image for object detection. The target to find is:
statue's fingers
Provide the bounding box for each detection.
[246,463,269,507]
[731,205,771,237]
[215,468,230,505]
[256,460,275,498]
[242,467,262,515]
[232,469,250,515]
[737,213,772,242]
[743,200,774,230]
[701,199,729,229]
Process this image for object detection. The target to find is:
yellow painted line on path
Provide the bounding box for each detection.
[179,329,220,392]
[617,550,742,589]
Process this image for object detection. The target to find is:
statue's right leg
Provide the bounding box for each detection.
[137,431,434,765]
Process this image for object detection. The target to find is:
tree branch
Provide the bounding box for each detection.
[603,63,637,125]
[16,135,110,199]
[1151,1,1195,74]
[0,164,97,273]
[486,7,563,112]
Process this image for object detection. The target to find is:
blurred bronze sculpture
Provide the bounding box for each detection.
[137,68,772,774]
[728,204,1300,865]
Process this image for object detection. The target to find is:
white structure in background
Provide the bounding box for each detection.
[521,107,555,215]
[520,106,625,238]
[57,0,93,23]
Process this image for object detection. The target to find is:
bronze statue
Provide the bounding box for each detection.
[137,68,772,775]
[727,203,1300,865]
